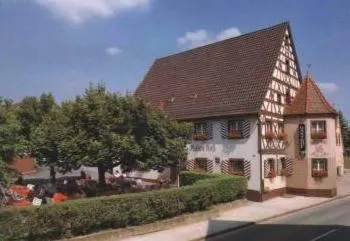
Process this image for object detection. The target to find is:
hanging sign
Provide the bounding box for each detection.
[298,124,306,152]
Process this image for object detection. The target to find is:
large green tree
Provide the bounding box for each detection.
[67,84,191,185]
[0,98,23,186]
[339,111,350,155]
[31,102,79,183]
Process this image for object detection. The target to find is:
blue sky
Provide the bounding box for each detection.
[1,0,349,118]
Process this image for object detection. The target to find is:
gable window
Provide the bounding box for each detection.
[277,93,282,104]
[277,123,287,141]
[194,158,208,172]
[265,121,275,141]
[227,120,243,139]
[285,59,290,74]
[228,159,244,175]
[193,122,208,140]
[286,88,291,104]
[312,159,328,178]
[311,121,327,140]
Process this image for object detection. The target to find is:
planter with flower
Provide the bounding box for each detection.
[311,131,327,140]
[277,131,288,141]
[227,129,243,139]
[312,169,328,178]
[265,131,276,141]
[267,170,277,178]
[192,133,209,141]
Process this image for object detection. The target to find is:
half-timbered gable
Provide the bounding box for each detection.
[260,27,302,155]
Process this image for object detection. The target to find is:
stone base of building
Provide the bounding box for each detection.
[286,187,337,198]
[247,188,287,202]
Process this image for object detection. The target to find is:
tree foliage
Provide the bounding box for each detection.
[0,98,22,186]
[67,83,191,184]
[339,111,350,155]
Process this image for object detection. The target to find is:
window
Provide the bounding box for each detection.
[194,122,207,134]
[193,122,208,140]
[277,93,282,104]
[194,158,208,172]
[312,159,328,178]
[285,60,290,74]
[286,88,291,104]
[267,159,276,178]
[336,133,341,146]
[279,157,287,176]
[311,121,327,140]
[228,159,244,175]
[227,120,242,139]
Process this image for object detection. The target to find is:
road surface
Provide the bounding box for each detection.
[206,196,350,241]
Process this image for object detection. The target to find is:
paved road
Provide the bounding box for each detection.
[206,196,350,241]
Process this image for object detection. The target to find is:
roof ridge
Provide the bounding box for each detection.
[308,77,337,113]
[157,21,290,61]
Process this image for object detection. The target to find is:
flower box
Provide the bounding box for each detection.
[265,131,276,141]
[312,169,328,178]
[311,132,327,140]
[192,133,209,141]
[267,170,277,178]
[280,169,287,176]
[277,132,288,141]
[227,130,243,139]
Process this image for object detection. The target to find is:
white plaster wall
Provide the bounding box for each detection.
[262,154,287,191]
[187,118,260,191]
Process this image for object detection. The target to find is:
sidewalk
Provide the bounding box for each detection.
[121,195,330,241]
[120,171,350,241]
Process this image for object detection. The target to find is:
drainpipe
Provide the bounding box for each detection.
[258,118,264,200]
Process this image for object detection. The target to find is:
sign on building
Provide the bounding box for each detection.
[298,124,306,154]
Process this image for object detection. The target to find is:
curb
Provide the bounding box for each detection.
[191,193,350,241]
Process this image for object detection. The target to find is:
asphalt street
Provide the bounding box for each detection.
[206,196,350,241]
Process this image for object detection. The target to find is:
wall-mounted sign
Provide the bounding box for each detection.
[190,144,216,152]
[298,124,306,153]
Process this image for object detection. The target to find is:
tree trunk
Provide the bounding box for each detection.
[49,166,56,184]
[97,165,106,186]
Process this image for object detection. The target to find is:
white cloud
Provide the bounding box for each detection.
[216,27,241,41]
[318,82,339,94]
[106,47,122,56]
[34,0,151,24]
[177,27,241,49]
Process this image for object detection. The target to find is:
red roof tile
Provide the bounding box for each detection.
[285,74,337,116]
[136,22,290,120]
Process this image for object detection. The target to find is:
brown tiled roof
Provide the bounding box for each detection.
[285,74,337,116]
[135,22,290,120]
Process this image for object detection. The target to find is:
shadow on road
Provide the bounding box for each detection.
[205,219,350,241]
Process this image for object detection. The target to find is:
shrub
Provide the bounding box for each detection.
[0,173,246,241]
[179,171,220,186]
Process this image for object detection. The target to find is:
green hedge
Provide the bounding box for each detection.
[179,171,221,186]
[0,173,246,241]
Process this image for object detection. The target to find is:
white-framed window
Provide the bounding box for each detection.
[227,120,243,139]
[311,121,327,139]
[228,120,241,132]
[311,159,328,178]
[194,122,207,134]
[228,159,244,175]
[312,159,327,171]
